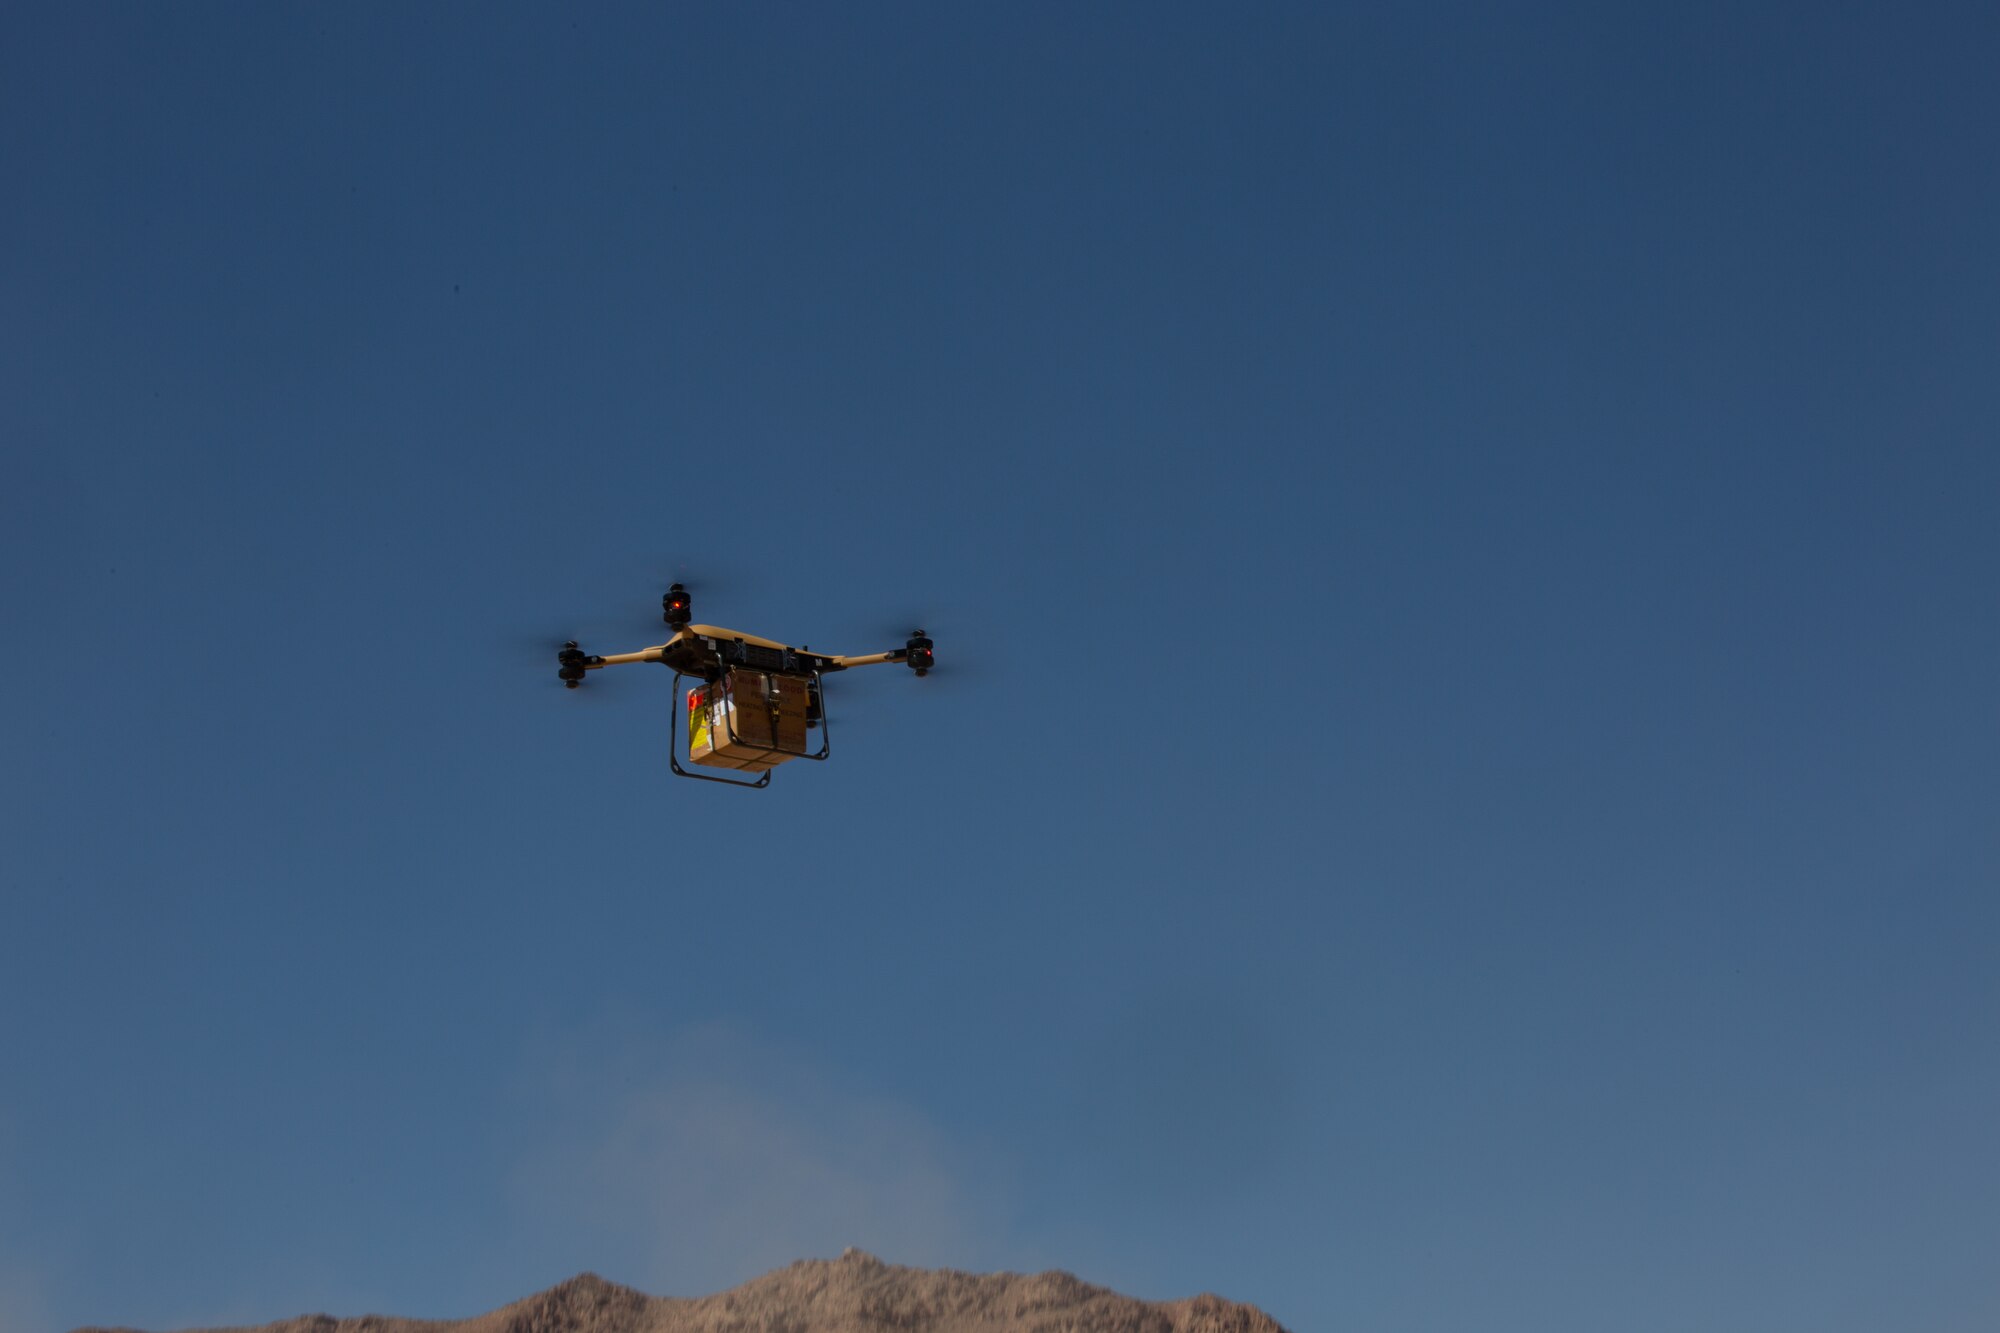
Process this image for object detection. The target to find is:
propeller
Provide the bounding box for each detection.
[653,564,749,615]
[655,566,760,628]
[832,626,974,723]
[861,611,947,641]
[496,630,612,697]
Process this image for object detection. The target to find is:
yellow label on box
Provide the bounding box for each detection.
[688,688,711,751]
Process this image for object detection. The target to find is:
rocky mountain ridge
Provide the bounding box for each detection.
[73,1250,1291,1333]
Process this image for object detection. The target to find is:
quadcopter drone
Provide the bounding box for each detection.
[554,583,934,789]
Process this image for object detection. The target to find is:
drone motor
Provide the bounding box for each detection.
[556,641,605,688]
[663,582,692,627]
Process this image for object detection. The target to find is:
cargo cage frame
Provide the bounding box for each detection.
[667,667,830,788]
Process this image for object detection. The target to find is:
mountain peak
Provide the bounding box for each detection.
[502,1270,648,1328]
[71,1254,1290,1333]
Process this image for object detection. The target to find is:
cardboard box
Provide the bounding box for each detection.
[686,685,745,769]
[688,671,811,770]
[723,670,809,754]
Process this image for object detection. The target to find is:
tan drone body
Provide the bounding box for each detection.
[554,585,933,789]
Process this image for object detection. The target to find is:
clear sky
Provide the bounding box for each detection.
[3,6,1996,1332]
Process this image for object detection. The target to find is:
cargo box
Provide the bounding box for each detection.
[687,670,810,771]
[686,684,744,769]
[724,670,810,754]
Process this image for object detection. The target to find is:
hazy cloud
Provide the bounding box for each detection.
[502,1018,1016,1296]
[0,1114,50,1333]
[0,1262,52,1333]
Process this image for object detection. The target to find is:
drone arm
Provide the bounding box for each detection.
[826,649,907,670]
[588,647,668,670]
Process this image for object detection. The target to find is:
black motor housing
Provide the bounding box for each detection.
[663,583,692,627]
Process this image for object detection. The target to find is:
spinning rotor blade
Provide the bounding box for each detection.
[592,552,741,592]
[650,565,754,629]
[505,627,635,663]
[897,659,978,694]
[655,566,735,596]
[858,613,949,643]
[502,627,633,697]
[651,565,761,612]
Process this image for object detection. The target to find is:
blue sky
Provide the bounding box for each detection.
[3,6,1996,1332]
